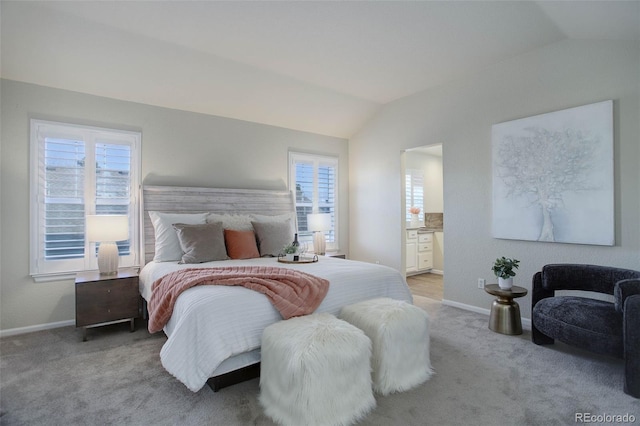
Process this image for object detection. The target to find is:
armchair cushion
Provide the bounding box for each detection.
[624,295,640,396]
[533,296,623,357]
[614,278,640,313]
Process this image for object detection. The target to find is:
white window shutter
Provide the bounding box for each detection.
[30,120,141,280]
[289,152,339,251]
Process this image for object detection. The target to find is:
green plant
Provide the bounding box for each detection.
[282,243,299,254]
[492,257,520,279]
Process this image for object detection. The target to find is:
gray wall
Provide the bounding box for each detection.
[0,79,348,332]
[349,39,639,315]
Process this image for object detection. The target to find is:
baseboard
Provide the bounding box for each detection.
[0,319,75,338]
[2,300,532,338]
[441,299,531,330]
[407,269,443,277]
[442,299,490,316]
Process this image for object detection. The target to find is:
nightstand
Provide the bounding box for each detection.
[75,269,141,341]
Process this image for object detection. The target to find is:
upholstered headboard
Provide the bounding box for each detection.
[141,185,296,264]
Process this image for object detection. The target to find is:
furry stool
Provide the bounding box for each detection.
[340,297,433,395]
[259,313,375,426]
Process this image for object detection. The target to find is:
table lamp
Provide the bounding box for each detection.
[307,213,331,255]
[86,215,129,275]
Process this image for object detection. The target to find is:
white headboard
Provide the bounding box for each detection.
[142,185,296,264]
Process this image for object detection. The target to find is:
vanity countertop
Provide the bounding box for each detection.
[407,226,442,233]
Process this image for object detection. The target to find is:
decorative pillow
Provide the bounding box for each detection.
[224,229,260,259]
[207,213,254,231]
[172,222,228,264]
[251,219,293,257]
[252,212,297,235]
[149,212,208,262]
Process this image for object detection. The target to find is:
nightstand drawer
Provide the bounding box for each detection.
[75,273,140,328]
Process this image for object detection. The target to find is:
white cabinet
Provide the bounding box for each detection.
[406,230,433,275]
[406,230,418,272]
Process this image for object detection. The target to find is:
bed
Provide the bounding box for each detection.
[140,185,413,392]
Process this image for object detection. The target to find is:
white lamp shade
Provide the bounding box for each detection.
[86,215,129,242]
[307,213,332,232]
[307,213,331,255]
[86,215,128,275]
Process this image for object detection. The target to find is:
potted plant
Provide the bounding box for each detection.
[492,257,520,289]
[282,243,299,261]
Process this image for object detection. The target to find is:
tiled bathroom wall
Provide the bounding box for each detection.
[424,213,443,230]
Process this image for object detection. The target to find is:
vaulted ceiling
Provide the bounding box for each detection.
[2,1,638,138]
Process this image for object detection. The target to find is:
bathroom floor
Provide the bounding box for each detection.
[406,272,443,300]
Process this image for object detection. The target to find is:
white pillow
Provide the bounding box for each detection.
[149,211,208,262]
[206,213,254,231]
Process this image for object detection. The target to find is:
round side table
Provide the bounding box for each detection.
[484,284,528,335]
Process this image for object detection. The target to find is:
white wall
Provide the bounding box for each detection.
[0,79,348,332]
[349,39,640,315]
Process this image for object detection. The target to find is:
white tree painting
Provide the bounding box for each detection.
[492,100,614,246]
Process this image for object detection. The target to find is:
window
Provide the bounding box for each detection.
[30,120,141,281]
[289,152,338,252]
[405,169,424,222]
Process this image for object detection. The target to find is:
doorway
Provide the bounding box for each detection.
[401,144,444,300]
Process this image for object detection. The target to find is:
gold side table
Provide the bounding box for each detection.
[484,284,528,335]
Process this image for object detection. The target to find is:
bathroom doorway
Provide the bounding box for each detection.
[401,144,444,300]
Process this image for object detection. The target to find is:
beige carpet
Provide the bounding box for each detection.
[1,297,637,425]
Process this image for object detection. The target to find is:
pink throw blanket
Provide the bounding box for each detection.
[148,266,330,333]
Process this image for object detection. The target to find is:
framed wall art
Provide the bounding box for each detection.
[492,100,614,246]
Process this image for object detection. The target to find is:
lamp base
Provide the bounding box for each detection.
[313,232,326,256]
[97,241,119,275]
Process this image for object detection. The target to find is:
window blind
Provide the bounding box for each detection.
[43,137,86,260]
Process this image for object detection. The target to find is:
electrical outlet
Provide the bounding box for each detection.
[478,278,485,289]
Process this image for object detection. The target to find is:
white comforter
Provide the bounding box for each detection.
[140,256,413,392]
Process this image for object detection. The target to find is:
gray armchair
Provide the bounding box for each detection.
[531,264,640,398]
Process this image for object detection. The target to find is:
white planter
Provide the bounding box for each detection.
[410,214,420,228]
[498,277,513,290]
[285,253,299,261]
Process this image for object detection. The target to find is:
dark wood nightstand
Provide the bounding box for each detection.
[75,269,141,341]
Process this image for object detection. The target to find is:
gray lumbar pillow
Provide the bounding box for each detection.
[172,222,229,264]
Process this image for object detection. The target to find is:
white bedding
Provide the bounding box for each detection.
[140,256,413,392]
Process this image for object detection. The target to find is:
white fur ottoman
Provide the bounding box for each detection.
[259,313,375,426]
[340,297,433,395]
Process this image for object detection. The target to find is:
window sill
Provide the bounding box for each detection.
[32,266,141,283]
[31,272,78,283]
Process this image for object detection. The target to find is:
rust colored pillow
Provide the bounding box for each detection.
[224,229,260,259]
